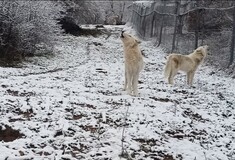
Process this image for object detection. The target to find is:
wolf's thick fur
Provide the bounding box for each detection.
[164,45,208,85]
[120,31,144,96]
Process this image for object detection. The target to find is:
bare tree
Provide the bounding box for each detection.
[105,0,127,25]
[172,0,180,52]
[0,0,64,61]
[63,1,101,24]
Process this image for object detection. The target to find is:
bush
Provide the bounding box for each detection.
[0,1,64,62]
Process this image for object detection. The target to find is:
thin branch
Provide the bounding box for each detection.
[120,100,130,157]
[132,6,235,18]
[0,13,14,21]
[225,12,233,22]
[180,6,235,16]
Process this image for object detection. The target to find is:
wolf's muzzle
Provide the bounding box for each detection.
[120,30,124,38]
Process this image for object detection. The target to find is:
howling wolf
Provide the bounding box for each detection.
[120,31,144,96]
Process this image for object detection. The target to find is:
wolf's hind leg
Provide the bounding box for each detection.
[168,69,177,85]
[126,72,133,95]
[132,72,139,96]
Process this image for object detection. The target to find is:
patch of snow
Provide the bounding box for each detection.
[0,25,234,160]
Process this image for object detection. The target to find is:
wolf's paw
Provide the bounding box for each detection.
[123,85,127,91]
[131,90,139,97]
[126,89,133,95]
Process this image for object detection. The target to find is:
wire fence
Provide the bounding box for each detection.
[131,1,235,68]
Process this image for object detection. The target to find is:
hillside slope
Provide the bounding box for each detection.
[0,25,234,160]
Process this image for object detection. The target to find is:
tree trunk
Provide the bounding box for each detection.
[171,0,180,52]
[229,5,235,67]
[157,0,167,47]
[194,13,199,49]
[120,2,125,24]
[194,1,200,49]
[177,15,183,34]
[150,3,156,37]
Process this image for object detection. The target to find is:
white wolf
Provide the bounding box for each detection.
[164,45,209,85]
[120,31,144,96]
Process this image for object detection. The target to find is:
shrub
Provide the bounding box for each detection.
[0,1,64,62]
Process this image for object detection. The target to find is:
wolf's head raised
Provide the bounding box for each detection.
[194,45,209,58]
[120,31,141,48]
[191,45,209,64]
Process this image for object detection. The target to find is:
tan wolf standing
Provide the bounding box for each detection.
[120,31,144,96]
[164,45,209,86]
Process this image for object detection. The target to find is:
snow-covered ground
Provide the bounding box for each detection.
[0,25,234,160]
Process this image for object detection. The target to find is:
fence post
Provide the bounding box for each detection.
[201,9,205,45]
[139,5,144,37]
[171,0,180,52]
[229,5,235,67]
[131,4,134,25]
[141,5,147,38]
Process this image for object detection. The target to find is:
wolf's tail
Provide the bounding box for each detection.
[164,56,172,80]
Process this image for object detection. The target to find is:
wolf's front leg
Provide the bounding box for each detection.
[187,71,195,86]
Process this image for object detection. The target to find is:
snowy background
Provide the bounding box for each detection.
[0,24,234,160]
